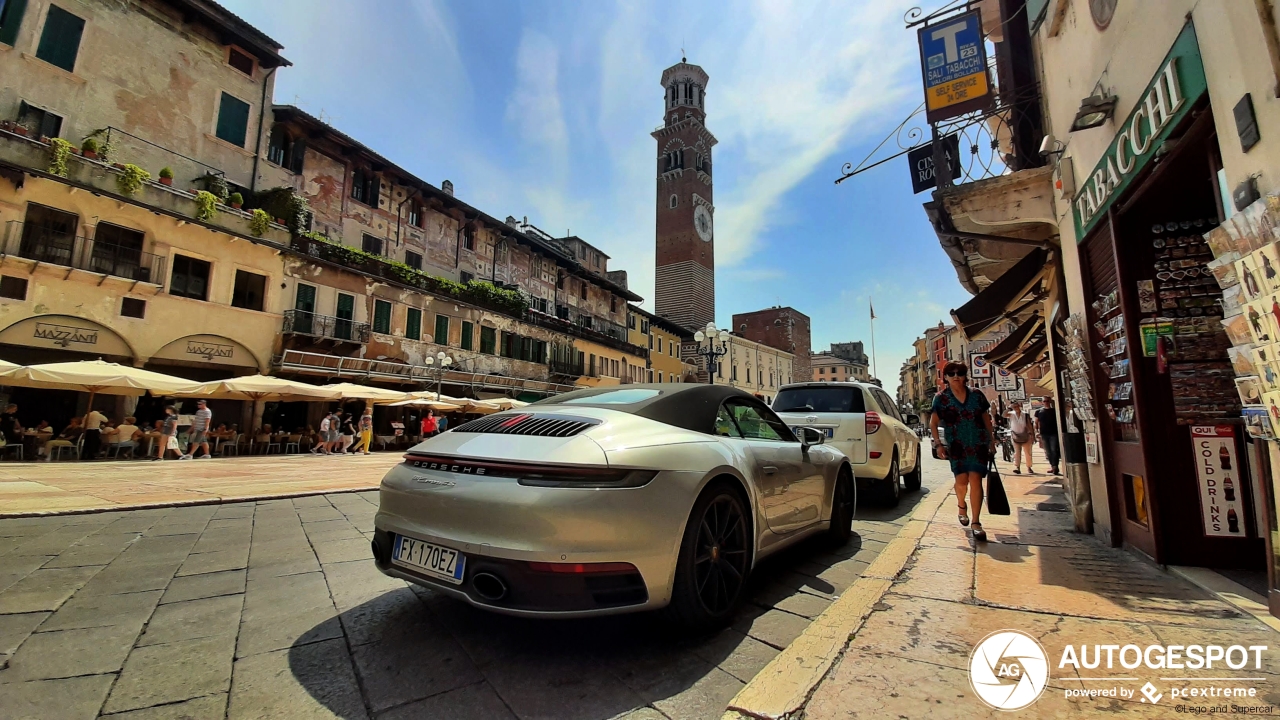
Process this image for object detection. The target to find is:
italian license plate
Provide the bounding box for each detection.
[792,427,835,438]
[392,535,466,584]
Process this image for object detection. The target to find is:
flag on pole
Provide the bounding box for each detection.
[870,300,876,320]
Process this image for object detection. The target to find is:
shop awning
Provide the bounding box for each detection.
[951,247,1049,340]
[984,315,1043,365]
[1005,337,1048,373]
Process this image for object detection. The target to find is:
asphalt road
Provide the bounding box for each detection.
[0,458,954,720]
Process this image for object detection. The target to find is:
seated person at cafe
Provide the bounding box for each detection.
[43,417,84,459]
[32,420,52,433]
[113,417,142,456]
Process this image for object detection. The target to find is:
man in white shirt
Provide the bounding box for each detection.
[83,408,108,459]
[182,400,213,460]
[312,414,332,454]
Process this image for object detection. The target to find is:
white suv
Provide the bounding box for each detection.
[772,382,922,506]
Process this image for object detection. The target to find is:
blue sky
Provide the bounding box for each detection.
[224,0,971,395]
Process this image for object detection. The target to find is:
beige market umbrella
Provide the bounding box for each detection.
[483,398,530,411]
[320,383,411,404]
[0,359,17,370]
[0,359,204,425]
[459,399,504,415]
[387,398,463,411]
[0,359,202,397]
[181,375,340,402]
[179,375,341,430]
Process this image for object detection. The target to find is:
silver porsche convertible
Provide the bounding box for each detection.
[372,384,855,627]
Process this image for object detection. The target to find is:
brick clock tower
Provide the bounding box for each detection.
[653,59,717,332]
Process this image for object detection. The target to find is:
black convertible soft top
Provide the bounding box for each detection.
[534,384,770,435]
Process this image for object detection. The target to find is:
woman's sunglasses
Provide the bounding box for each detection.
[945,369,967,377]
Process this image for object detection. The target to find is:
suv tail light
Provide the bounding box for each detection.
[865,411,882,434]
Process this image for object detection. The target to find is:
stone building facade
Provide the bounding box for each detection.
[731,306,812,381]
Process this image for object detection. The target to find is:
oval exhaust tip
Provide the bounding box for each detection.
[472,572,507,601]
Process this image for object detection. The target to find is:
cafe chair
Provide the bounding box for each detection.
[284,434,301,454]
[220,433,242,457]
[49,437,82,462]
[0,442,22,461]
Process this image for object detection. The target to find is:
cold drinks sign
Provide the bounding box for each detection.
[917,9,993,123]
[1192,426,1245,537]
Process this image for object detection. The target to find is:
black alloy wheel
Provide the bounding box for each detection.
[826,469,855,546]
[669,483,751,628]
[881,455,901,507]
[693,495,749,615]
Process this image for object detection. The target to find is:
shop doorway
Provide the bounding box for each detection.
[1081,103,1264,573]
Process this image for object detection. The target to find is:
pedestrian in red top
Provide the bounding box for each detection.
[421,410,438,438]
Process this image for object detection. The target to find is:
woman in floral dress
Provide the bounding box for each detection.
[929,361,996,541]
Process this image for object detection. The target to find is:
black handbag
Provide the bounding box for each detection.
[986,459,1011,515]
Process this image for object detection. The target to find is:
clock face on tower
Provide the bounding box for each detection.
[694,204,713,242]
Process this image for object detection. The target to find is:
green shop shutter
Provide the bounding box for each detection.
[35,4,83,72]
[216,92,251,147]
[373,300,391,334]
[406,308,421,341]
[0,0,30,47]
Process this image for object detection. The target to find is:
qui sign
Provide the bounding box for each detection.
[1191,426,1244,537]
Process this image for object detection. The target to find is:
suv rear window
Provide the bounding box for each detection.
[772,386,865,414]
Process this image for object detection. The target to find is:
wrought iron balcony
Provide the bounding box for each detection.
[282,309,371,344]
[548,358,585,377]
[2,221,166,284]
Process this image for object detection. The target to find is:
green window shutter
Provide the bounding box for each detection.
[480,326,496,354]
[215,92,251,147]
[335,293,354,320]
[501,332,513,358]
[294,283,315,312]
[406,308,421,341]
[0,0,30,47]
[434,315,450,345]
[461,321,473,351]
[373,300,391,334]
[35,4,83,72]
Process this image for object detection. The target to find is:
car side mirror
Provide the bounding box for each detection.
[906,414,920,426]
[799,426,825,449]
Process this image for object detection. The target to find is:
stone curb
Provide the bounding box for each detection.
[0,485,380,519]
[723,486,953,720]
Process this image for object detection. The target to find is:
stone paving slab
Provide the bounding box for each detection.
[0,458,941,718]
[784,447,1280,719]
[0,453,399,517]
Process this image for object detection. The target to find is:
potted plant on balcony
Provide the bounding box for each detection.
[81,137,99,160]
[158,167,174,186]
[228,192,244,209]
[249,208,270,236]
[46,138,72,177]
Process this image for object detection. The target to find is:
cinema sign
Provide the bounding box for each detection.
[1073,24,1207,239]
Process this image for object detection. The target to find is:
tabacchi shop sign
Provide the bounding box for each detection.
[1073,23,1207,240]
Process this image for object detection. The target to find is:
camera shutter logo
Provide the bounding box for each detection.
[969,630,1050,710]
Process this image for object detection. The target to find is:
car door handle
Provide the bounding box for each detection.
[762,466,778,475]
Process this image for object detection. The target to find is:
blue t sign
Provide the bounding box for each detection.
[917,9,992,123]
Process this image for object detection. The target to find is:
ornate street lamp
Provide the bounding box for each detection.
[692,322,731,385]
[423,351,453,397]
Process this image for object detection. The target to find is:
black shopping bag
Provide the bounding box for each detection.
[986,460,1011,516]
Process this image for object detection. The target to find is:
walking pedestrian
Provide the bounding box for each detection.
[182,399,213,459]
[339,413,356,454]
[1035,398,1061,476]
[1007,404,1035,474]
[325,410,342,453]
[421,410,438,438]
[930,362,996,542]
[311,413,332,454]
[354,410,373,455]
[82,407,108,460]
[437,414,448,433]
[154,406,179,461]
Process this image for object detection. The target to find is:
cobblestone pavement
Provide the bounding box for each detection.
[0,459,952,720]
[0,453,396,517]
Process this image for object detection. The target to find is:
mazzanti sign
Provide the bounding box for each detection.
[1073,24,1207,240]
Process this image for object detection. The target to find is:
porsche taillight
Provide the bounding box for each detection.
[865,411,882,434]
